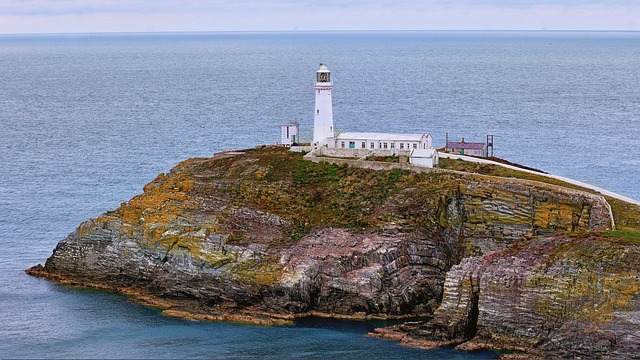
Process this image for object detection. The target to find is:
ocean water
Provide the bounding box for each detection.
[0,31,638,359]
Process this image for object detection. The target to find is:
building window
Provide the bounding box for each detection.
[317,110,320,114]
[390,143,395,149]
[341,141,345,148]
[361,142,366,149]
[370,142,374,149]
[286,127,290,138]
[413,143,417,149]
[349,141,355,149]
[399,143,404,149]
[383,143,387,149]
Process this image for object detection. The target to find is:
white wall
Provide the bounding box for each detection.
[319,147,411,158]
[409,157,434,168]
[281,124,299,145]
[313,87,334,143]
[336,139,425,150]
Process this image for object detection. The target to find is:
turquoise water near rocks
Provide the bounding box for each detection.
[0,31,638,358]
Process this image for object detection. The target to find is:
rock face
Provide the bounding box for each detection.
[375,235,640,358]
[450,176,613,256]
[40,222,450,320]
[28,146,637,357]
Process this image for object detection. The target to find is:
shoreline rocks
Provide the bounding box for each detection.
[374,235,640,358]
[27,147,636,358]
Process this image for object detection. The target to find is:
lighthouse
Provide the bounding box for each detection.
[313,63,334,145]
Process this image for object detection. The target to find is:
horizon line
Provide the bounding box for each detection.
[2,29,640,37]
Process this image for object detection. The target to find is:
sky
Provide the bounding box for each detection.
[0,0,638,34]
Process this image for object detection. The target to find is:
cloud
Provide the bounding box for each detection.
[1,0,631,15]
[0,0,637,33]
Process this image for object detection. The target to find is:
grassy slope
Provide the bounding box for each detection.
[129,146,463,248]
[105,148,638,256]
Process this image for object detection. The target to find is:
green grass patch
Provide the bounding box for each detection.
[607,198,640,231]
[603,230,640,246]
[196,147,461,244]
[439,158,587,191]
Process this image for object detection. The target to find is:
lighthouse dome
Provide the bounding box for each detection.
[316,63,331,83]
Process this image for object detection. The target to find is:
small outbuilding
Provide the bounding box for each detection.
[280,122,300,146]
[446,138,487,157]
[409,148,439,168]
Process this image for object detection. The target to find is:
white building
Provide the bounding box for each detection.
[335,132,432,151]
[309,64,439,167]
[409,148,439,167]
[280,122,299,146]
[313,63,334,145]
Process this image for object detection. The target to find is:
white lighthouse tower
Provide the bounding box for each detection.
[313,63,334,145]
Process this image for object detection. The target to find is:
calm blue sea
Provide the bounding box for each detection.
[0,31,638,359]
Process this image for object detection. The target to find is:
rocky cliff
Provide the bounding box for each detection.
[372,233,640,358]
[27,146,638,357]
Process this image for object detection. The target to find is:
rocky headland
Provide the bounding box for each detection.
[27,146,640,358]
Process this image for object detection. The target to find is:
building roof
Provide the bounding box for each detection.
[447,141,485,150]
[281,122,299,127]
[336,132,430,142]
[317,63,330,72]
[410,148,438,158]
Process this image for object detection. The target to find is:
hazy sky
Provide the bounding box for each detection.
[1,0,638,34]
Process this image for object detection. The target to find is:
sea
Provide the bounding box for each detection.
[0,31,638,359]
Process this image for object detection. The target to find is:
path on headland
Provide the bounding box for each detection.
[438,152,640,206]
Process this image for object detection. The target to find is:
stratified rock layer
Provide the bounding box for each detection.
[375,235,640,358]
[27,146,636,358]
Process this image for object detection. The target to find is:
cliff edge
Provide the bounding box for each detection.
[27,146,639,357]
